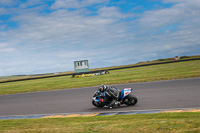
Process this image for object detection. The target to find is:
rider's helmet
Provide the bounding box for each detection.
[99,84,107,92]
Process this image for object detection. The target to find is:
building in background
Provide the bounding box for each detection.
[74,60,89,73]
[72,60,109,78]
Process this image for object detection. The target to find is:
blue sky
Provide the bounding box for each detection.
[0,0,200,76]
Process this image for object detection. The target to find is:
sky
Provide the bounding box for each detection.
[0,0,200,76]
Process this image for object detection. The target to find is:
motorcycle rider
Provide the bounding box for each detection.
[98,84,120,108]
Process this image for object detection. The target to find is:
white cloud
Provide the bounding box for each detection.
[0,0,200,76]
[0,0,15,6]
[163,0,200,4]
[0,7,7,15]
[19,0,45,8]
[138,1,200,30]
[0,48,15,53]
[0,43,7,47]
[134,0,200,54]
[0,43,16,53]
[98,6,127,18]
[51,0,109,9]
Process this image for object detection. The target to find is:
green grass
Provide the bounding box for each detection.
[0,112,200,133]
[0,60,200,95]
[1,55,200,82]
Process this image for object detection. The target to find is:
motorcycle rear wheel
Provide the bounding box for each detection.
[124,94,138,106]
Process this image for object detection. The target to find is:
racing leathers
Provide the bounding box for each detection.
[104,86,120,108]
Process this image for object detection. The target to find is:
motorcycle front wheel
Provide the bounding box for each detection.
[92,100,104,108]
[124,94,138,106]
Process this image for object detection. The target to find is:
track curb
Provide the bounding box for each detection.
[0,108,200,120]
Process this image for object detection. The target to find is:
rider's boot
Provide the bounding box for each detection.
[108,100,121,108]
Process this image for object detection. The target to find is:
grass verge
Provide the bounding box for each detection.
[0,60,200,95]
[0,112,200,133]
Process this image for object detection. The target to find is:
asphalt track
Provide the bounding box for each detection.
[0,78,200,117]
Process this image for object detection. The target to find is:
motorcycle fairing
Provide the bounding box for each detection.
[93,91,105,102]
[120,88,132,98]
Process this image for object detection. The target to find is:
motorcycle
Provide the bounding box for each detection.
[92,87,138,108]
